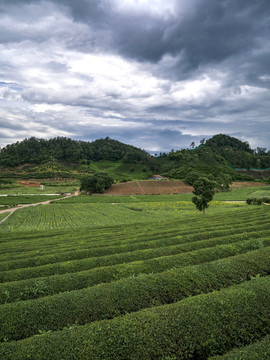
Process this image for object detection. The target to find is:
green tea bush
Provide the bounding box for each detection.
[246,197,270,205]
[0,238,267,305]
[0,246,269,342]
[1,220,269,272]
[1,276,270,359]
[209,335,270,359]
[1,225,269,285]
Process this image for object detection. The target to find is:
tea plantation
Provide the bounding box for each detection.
[0,197,270,359]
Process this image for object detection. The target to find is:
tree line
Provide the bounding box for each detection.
[0,137,153,167]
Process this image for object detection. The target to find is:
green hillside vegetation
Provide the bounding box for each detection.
[0,134,269,184]
[206,134,270,169]
[0,137,155,181]
[1,134,270,358]
[158,134,270,183]
[0,203,269,358]
[0,136,152,166]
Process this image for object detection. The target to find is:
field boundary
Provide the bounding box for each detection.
[0,190,80,222]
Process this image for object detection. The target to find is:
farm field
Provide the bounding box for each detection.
[0,201,247,232]
[0,191,270,359]
[59,184,270,203]
[0,195,63,207]
[0,180,79,195]
[0,213,8,222]
[104,180,194,195]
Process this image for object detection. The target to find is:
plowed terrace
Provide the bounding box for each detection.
[104,180,193,195]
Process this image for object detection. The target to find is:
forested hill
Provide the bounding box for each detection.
[0,137,152,167]
[0,134,269,179]
[204,134,270,169]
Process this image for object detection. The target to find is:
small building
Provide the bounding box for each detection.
[150,175,169,180]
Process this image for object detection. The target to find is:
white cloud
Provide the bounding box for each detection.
[0,0,269,151]
[113,0,176,18]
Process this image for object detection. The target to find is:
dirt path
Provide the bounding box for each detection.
[223,201,246,203]
[135,181,145,195]
[0,190,80,224]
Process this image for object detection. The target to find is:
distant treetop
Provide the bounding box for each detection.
[0,136,151,167]
[205,134,253,153]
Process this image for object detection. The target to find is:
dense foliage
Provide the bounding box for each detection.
[80,173,114,194]
[0,195,269,358]
[192,177,216,213]
[160,134,270,182]
[205,134,270,169]
[0,134,269,182]
[0,136,152,166]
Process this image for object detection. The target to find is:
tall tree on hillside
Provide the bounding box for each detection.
[192,177,215,214]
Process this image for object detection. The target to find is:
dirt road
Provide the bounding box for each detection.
[0,190,80,224]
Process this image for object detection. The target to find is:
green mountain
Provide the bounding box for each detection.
[0,136,152,166]
[0,137,156,181]
[158,134,270,182]
[204,134,270,169]
[0,134,269,182]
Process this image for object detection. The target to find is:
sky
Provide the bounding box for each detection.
[0,0,269,153]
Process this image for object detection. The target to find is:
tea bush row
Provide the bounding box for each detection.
[0,238,266,303]
[1,276,269,359]
[0,206,267,255]
[1,219,269,272]
[1,246,269,342]
[0,208,265,253]
[209,335,270,360]
[1,225,269,283]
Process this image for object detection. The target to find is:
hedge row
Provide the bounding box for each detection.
[1,210,268,266]
[1,207,267,252]
[1,220,270,272]
[1,275,270,359]
[247,197,270,205]
[0,239,266,304]
[2,226,269,284]
[1,212,267,262]
[1,245,269,342]
[209,335,270,359]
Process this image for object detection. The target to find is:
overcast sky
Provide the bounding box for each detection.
[0,0,269,153]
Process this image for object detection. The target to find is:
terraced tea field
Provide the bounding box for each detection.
[0,198,269,359]
[0,199,246,232]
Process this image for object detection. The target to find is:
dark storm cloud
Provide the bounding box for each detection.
[2,0,270,70]
[0,0,269,151]
[42,0,270,73]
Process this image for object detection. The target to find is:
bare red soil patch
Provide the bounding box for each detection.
[17,181,41,187]
[104,180,193,195]
[231,182,270,188]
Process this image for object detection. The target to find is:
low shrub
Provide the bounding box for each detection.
[209,335,270,359]
[1,224,269,284]
[246,197,270,205]
[1,276,270,359]
[0,245,269,342]
[0,236,268,303]
[2,219,268,271]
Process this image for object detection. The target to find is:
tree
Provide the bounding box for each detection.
[184,170,202,186]
[215,173,232,191]
[192,177,215,214]
[80,173,113,194]
[200,138,205,145]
